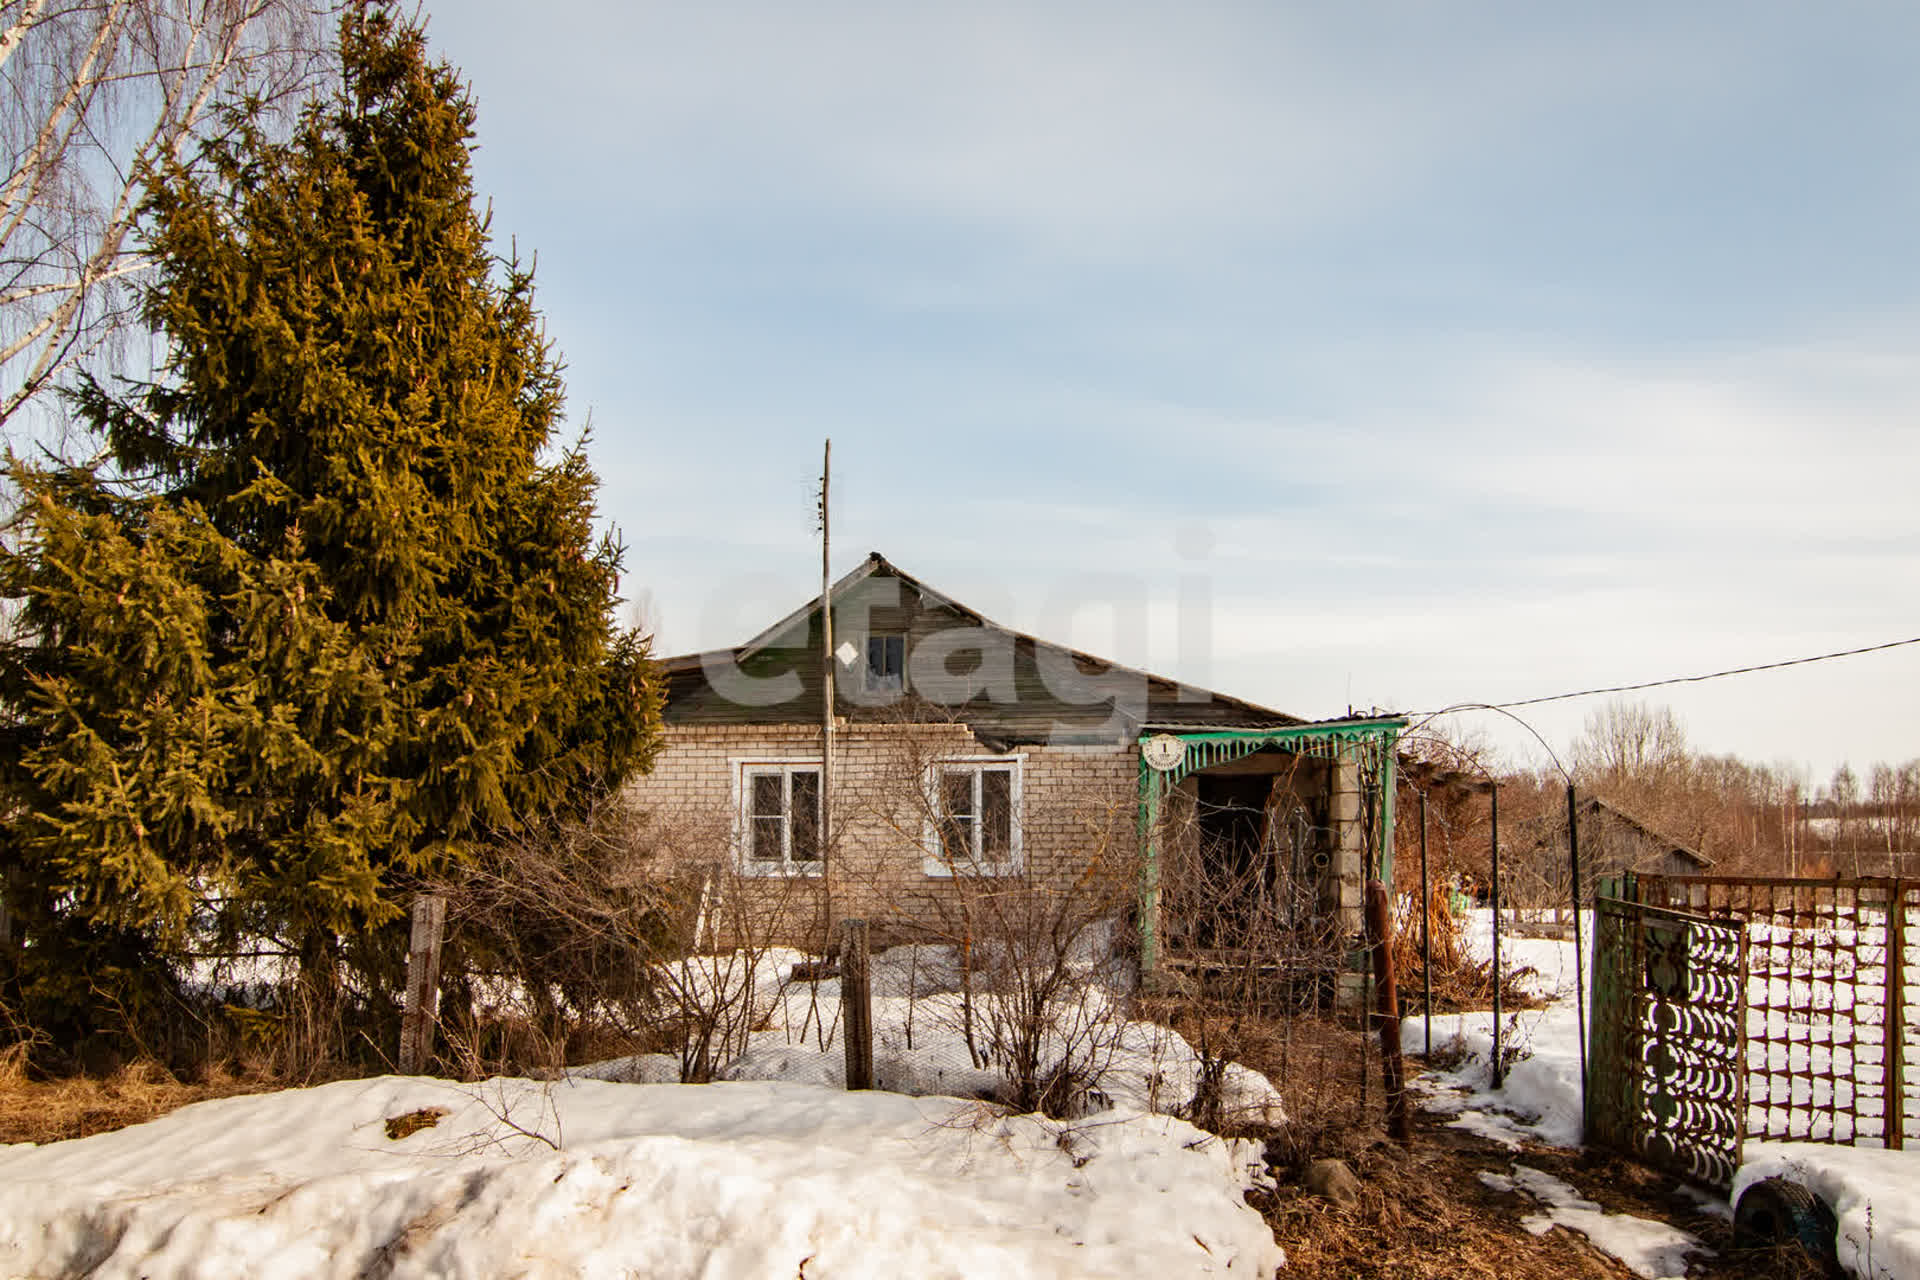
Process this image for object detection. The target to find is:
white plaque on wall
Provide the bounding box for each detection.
[1141,734,1187,772]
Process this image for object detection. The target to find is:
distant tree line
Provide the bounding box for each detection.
[1400,698,1920,903]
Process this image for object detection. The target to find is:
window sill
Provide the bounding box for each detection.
[736,861,825,878]
[921,857,1024,879]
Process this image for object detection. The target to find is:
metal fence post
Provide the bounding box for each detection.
[1889,883,1907,1150]
[1491,783,1504,1089]
[1568,784,1588,1120]
[399,894,446,1075]
[840,918,874,1090]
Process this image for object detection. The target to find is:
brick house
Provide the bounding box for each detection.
[625,553,1404,979]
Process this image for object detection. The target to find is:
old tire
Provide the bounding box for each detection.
[1733,1177,1836,1258]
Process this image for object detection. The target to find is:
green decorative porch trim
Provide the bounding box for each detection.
[1135,716,1406,977]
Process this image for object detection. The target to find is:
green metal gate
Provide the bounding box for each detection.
[1590,896,1749,1191]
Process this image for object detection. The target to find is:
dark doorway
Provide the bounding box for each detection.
[1189,771,1325,950]
[1195,773,1273,887]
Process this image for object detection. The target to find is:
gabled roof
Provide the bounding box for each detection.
[659,551,1308,739]
[1512,793,1713,869]
[735,553,966,664]
[656,554,941,679]
[1575,795,1714,869]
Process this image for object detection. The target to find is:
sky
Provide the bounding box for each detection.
[422,2,1920,783]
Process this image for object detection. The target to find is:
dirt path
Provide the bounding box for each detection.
[1239,1016,1834,1279]
[1258,1108,1838,1278]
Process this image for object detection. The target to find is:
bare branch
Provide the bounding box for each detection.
[0,0,326,438]
[0,0,57,73]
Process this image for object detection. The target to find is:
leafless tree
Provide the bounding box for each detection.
[1830,762,1862,877]
[1571,698,1691,792]
[0,0,324,436]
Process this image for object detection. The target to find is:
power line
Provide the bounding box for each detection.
[1446,635,1920,714]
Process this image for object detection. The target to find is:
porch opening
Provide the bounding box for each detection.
[1135,716,1405,1002]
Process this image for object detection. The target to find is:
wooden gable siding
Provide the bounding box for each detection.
[664,566,1298,745]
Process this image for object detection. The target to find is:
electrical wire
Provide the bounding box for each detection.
[1444,634,1920,715]
[1402,635,1920,781]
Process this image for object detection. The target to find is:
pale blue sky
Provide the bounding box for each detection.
[425,2,1920,780]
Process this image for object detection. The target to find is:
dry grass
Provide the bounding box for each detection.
[383,1106,449,1140]
[1253,1139,1637,1279]
[1230,1012,1839,1279]
[1257,1117,1840,1279]
[1393,898,1552,1015]
[0,1054,290,1146]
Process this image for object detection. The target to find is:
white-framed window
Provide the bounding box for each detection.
[924,756,1023,876]
[734,760,822,875]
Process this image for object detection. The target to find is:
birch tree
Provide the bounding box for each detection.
[0,0,322,435]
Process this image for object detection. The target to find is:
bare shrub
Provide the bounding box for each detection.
[430,791,832,1084]
[837,718,1140,1119]
[957,890,1131,1118]
[653,865,822,1082]
[429,790,686,1079]
[1147,754,1356,1134]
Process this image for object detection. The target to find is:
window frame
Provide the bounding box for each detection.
[863,631,907,696]
[732,758,825,876]
[922,755,1025,877]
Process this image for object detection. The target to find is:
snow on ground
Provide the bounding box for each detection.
[1401,914,1709,1276]
[1402,909,1920,1280]
[0,1074,1284,1279]
[608,939,1288,1127]
[1736,1143,1920,1280]
[0,938,1290,1279]
[1402,914,1591,1149]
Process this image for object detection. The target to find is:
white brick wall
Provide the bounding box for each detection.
[623,722,1139,948]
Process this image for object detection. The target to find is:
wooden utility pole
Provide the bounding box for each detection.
[819,440,835,933]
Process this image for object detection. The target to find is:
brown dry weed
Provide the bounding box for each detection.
[1236,1012,1838,1279]
[0,1060,286,1146]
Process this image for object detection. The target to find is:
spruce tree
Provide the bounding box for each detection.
[0,3,661,1031]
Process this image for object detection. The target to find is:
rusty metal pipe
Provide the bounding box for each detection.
[1367,879,1413,1144]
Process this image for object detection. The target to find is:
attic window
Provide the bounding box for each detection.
[865,633,905,694]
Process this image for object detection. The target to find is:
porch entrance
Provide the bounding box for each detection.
[1135,717,1406,986]
[1181,761,1328,952]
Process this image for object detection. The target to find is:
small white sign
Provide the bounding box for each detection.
[1142,734,1187,772]
[834,641,859,667]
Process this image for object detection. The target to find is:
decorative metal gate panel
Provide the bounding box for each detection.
[1634,875,1917,1150]
[1590,897,1748,1191]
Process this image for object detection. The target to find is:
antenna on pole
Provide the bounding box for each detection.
[818,440,834,933]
